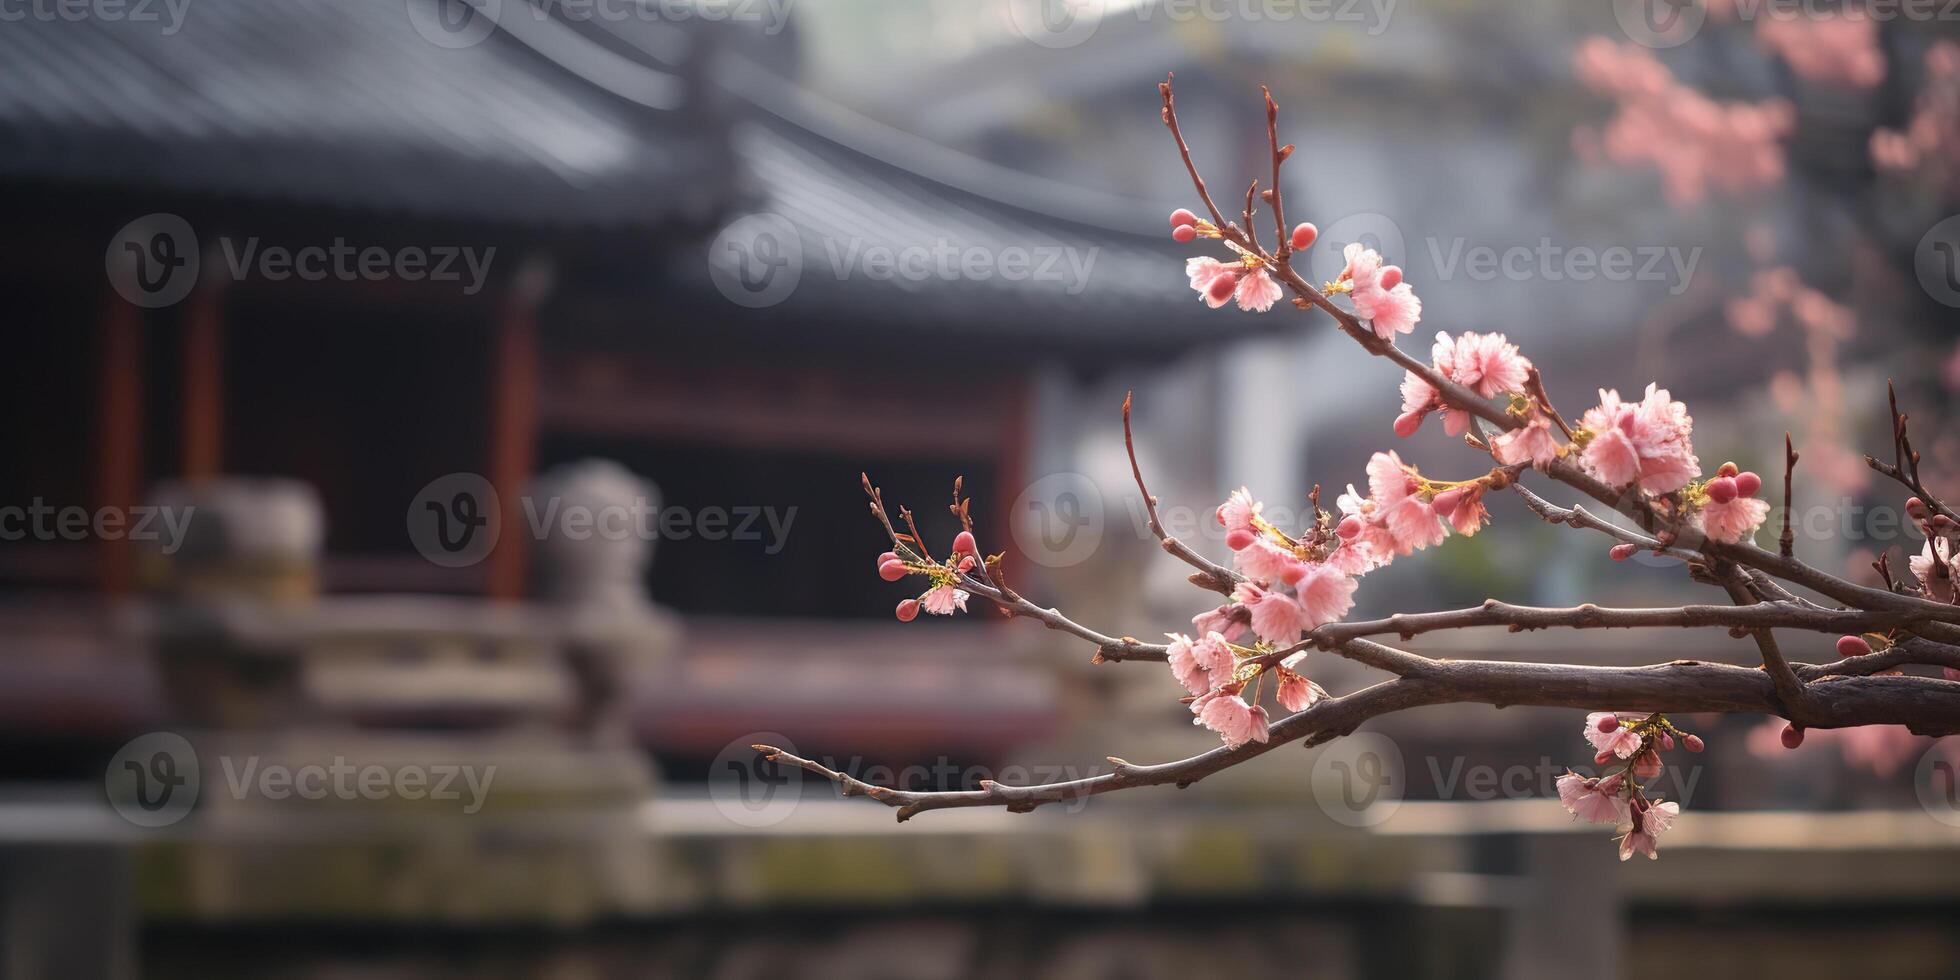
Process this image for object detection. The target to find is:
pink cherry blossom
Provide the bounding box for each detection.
[1579,385,1700,493]
[1193,631,1236,685]
[1195,694,1269,749]
[1450,332,1532,398]
[1293,561,1359,627]
[1910,538,1956,602]
[1192,602,1250,643]
[1618,801,1679,861]
[1235,538,1307,586]
[1339,242,1383,288]
[919,584,970,616]
[1234,581,1312,645]
[1438,486,1490,536]
[1165,633,1208,695]
[1556,771,1630,825]
[1584,712,1644,759]
[1354,280,1423,339]
[1218,487,1262,540]
[1492,412,1562,468]
[1697,495,1770,544]
[1185,256,1228,291]
[1365,451,1448,554]
[1235,268,1284,312]
[1276,670,1321,712]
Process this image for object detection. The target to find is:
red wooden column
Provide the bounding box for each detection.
[181,280,227,481]
[95,291,144,596]
[485,259,551,601]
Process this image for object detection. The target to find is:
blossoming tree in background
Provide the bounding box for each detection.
[1573,8,1960,772]
[758,77,1960,862]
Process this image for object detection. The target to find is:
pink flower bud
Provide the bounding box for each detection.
[1337,516,1362,540]
[1171,224,1197,243]
[1705,476,1738,504]
[877,551,898,568]
[1907,496,1929,522]
[878,560,908,582]
[1215,505,1227,526]
[1225,528,1257,551]
[1290,222,1318,250]
[1430,488,1464,517]
[1836,635,1872,658]
[1659,732,1676,751]
[1280,562,1309,586]
[1609,543,1639,562]
[1169,208,1198,228]
[1682,733,1705,753]
[1780,724,1804,749]
[1734,471,1762,497]
[1378,265,1403,290]
[1206,272,1238,304]
[1717,461,1740,478]
[1392,410,1425,438]
[952,530,978,556]
[1597,713,1620,733]
[895,599,921,622]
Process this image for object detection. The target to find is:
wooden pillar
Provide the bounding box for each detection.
[485,259,551,601]
[95,292,144,596]
[181,281,227,481]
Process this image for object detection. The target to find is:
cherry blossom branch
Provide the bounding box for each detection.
[1866,380,1960,526]
[1123,392,1240,596]
[799,78,1960,843]
[757,659,1960,821]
